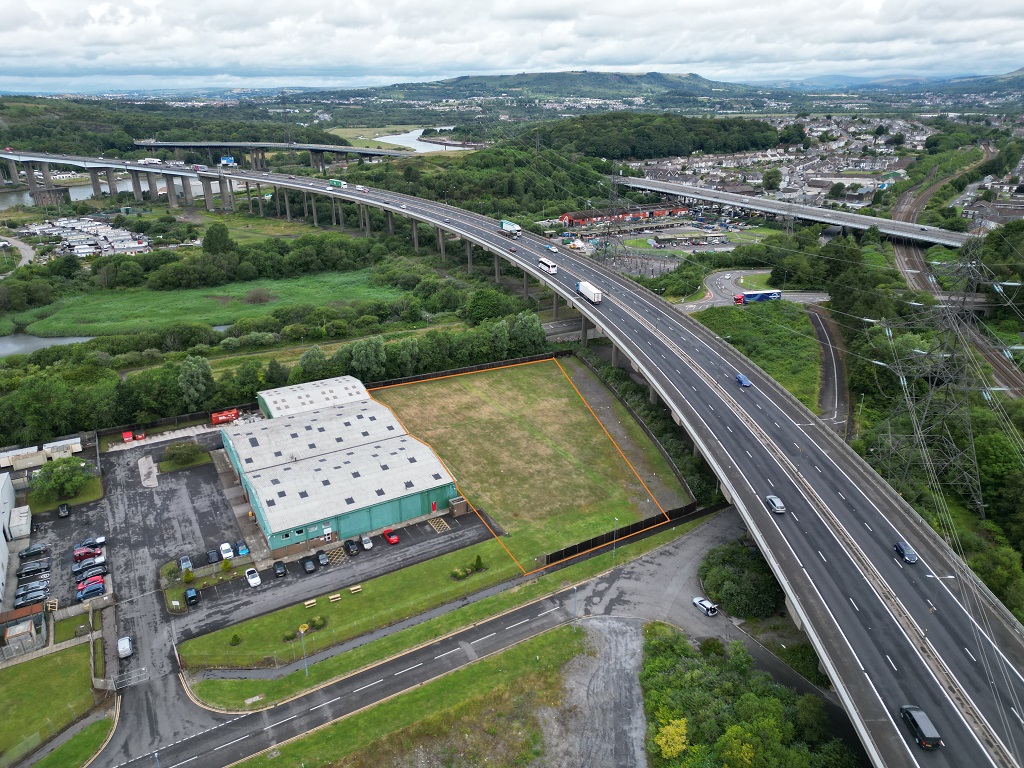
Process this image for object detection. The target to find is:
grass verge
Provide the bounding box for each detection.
[31,717,113,768]
[190,515,709,709]
[54,616,94,644]
[158,453,212,473]
[93,638,103,678]
[235,626,583,768]
[28,476,103,515]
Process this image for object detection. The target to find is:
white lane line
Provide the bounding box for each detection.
[168,759,197,768]
[965,648,978,662]
[814,465,821,473]
[309,696,340,711]
[773,421,780,428]
[353,679,383,693]
[395,663,423,676]
[471,632,497,644]
[726,426,733,433]
[849,597,860,612]
[886,655,898,671]
[264,715,296,730]
[818,551,827,562]
[838,492,846,500]
[537,607,558,617]
[435,648,459,658]
[864,522,872,532]
[790,512,799,522]
[214,735,249,751]
[506,619,529,630]
[745,450,752,458]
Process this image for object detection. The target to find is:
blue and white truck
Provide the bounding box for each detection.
[576,280,602,304]
[734,290,781,305]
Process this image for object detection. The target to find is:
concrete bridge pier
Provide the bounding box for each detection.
[104,168,118,196]
[256,184,264,216]
[274,187,281,217]
[129,171,144,202]
[89,169,103,198]
[146,171,160,201]
[310,150,326,173]
[411,220,418,251]
[39,163,53,186]
[611,345,620,367]
[437,227,446,257]
[181,177,193,206]
[4,159,16,183]
[221,178,234,212]
[493,252,500,282]
[523,272,528,299]
[284,191,292,221]
[552,294,558,321]
[201,178,216,211]
[465,241,472,271]
[581,317,589,347]
[649,383,658,405]
[386,210,394,235]
[23,163,39,194]
[311,195,318,227]
[330,199,337,227]
[164,175,179,208]
[245,182,253,214]
[302,192,308,219]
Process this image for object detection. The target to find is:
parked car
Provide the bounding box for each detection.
[343,539,360,557]
[692,597,719,617]
[17,558,52,578]
[117,636,133,659]
[360,533,374,551]
[73,546,102,563]
[219,542,234,560]
[57,503,70,518]
[71,556,105,576]
[736,373,752,387]
[15,591,48,609]
[300,555,317,574]
[15,579,49,597]
[316,550,329,567]
[273,560,288,577]
[382,529,400,545]
[76,574,105,592]
[76,565,107,581]
[206,548,221,565]
[18,543,49,560]
[75,536,106,550]
[235,540,249,557]
[244,568,261,587]
[76,582,106,601]
[184,587,200,606]
[895,541,919,564]
[180,555,192,573]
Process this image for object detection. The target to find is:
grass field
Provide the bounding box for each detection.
[32,718,113,768]
[28,475,103,514]
[14,271,403,337]
[0,644,94,758]
[374,359,678,567]
[236,627,582,768]
[189,211,328,244]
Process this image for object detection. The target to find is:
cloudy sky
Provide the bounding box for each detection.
[3,0,1023,93]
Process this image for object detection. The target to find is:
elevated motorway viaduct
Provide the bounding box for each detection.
[617,177,970,248]
[4,151,1024,767]
[134,138,414,172]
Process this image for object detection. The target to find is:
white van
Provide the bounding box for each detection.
[117,636,133,659]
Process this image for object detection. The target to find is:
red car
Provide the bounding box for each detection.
[73,547,102,562]
[382,529,400,545]
[76,574,104,592]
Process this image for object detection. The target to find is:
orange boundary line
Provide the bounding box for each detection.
[368,356,672,578]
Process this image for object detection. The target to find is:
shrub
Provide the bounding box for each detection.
[229,633,241,646]
[310,615,327,631]
[699,637,725,657]
[283,630,297,642]
[182,568,194,584]
[164,441,204,465]
[220,559,231,573]
[473,554,485,572]
[451,567,468,580]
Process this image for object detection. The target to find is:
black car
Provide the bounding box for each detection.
[343,539,360,557]
[57,503,70,518]
[77,565,108,581]
[300,555,317,574]
[184,587,200,606]
[316,550,329,567]
[16,557,52,578]
[18,543,49,560]
[70,556,105,576]
[206,548,221,565]
[894,541,919,564]
[273,560,288,577]
[75,536,106,550]
[15,579,49,597]
[15,591,48,609]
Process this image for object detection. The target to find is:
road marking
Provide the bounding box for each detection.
[214,735,249,751]
[773,422,780,428]
[395,663,423,676]
[691,385,697,392]
[537,607,558,617]
[864,522,872,531]
[471,632,497,644]
[838,492,846,500]
[744,450,752,458]
[264,715,296,730]
[817,551,827,562]
[309,696,340,711]
[708,404,714,411]
[965,648,977,662]
[849,597,859,612]
[167,759,197,768]
[814,465,821,473]
[790,512,799,522]
[756,403,762,409]
[767,478,774,487]
[353,679,383,693]
[506,619,529,629]
[726,426,733,433]
[886,655,898,671]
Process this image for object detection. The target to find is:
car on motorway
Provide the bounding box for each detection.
[76,582,106,602]
[360,533,373,551]
[723,273,732,279]
[206,548,221,565]
[184,587,200,606]
[546,245,558,253]
[894,541,918,563]
[245,568,261,587]
[288,175,296,179]
[180,555,192,573]
[273,560,287,577]
[343,539,360,557]
[509,246,517,253]
[355,185,367,192]
[735,373,752,387]
[15,579,49,597]
[400,203,407,209]
[57,503,70,518]
[382,529,399,545]
[76,574,105,592]
[75,536,106,550]
[219,542,235,560]
[18,543,49,560]
[17,558,52,579]
[316,550,329,567]
[900,704,943,748]
[235,540,249,557]
[765,495,786,514]
[73,546,102,562]
[692,596,719,616]
[71,556,105,576]
[15,591,48,609]
[443,218,451,224]
[300,555,317,574]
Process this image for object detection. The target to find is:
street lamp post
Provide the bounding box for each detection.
[572,585,578,632]
[298,624,309,676]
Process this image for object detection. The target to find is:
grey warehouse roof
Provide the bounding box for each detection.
[259,375,368,417]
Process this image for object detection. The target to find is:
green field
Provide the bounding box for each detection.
[13,271,403,337]
[374,358,685,566]
[31,718,113,768]
[0,644,95,759]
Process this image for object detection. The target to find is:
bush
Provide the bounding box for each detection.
[473,554,485,572]
[699,637,725,657]
[220,559,231,573]
[182,568,194,584]
[451,567,468,580]
[698,541,784,619]
[164,441,204,465]
[310,615,327,631]
[229,633,241,646]
[283,630,297,642]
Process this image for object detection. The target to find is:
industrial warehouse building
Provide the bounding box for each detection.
[222,377,458,551]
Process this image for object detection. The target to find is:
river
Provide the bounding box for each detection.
[371,127,472,153]
[0,334,93,356]
[0,177,203,212]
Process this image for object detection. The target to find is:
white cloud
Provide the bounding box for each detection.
[2,0,1023,91]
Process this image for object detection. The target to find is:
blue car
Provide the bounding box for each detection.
[235,540,249,557]
[736,373,752,387]
[76,581,106,602]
